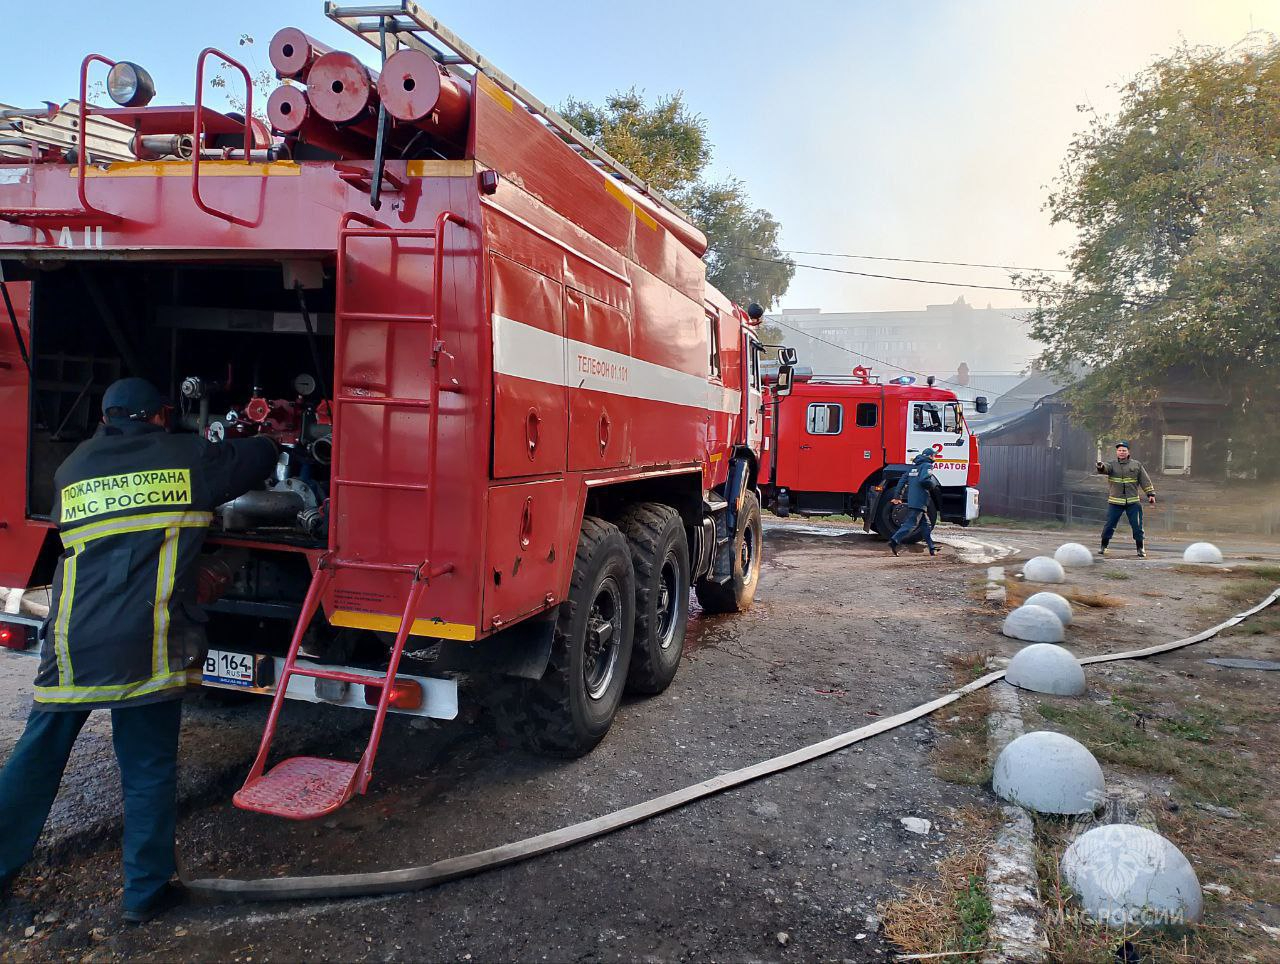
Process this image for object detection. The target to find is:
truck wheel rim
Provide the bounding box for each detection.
[583,577,622,700]
[656,555,680,651]
[741,526,756,584]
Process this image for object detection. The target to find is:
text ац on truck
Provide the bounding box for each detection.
[0,3,771,819]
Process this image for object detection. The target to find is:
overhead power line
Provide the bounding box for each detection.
[765,316,1013,397]
[762,248,1072,275]
[735,253,1053,295]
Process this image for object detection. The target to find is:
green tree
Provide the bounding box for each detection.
[681,179,795,310]
[1018,34,1280,476]
[560,89,709,194]
[560,90,794,310]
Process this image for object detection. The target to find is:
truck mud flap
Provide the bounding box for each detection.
[436,613,556,680]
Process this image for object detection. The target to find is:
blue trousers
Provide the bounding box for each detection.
[890,507,936,551]
[1101,502,1143,545]
[0,699,181,911]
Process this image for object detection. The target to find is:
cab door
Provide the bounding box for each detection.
[742,330,763,454]
[905,400,968,488]
[793,400,851,493]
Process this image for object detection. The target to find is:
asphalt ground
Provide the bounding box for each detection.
[1,521,1275,961]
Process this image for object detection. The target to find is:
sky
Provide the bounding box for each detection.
[5,1,1276,314]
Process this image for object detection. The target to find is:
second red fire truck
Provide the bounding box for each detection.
[759,364,984,539]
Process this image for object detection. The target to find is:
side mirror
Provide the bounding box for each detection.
[746,302,765,322]
[778,346,798,366]
[775,365,794,397]
[975,396,989,414]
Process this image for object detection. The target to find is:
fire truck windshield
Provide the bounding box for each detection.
[911,401,964,435]
[912,402,944,432]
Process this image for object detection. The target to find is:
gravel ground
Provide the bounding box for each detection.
[1,522,1275,961]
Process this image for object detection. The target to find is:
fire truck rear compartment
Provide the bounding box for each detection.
[20,258,351,658]
[24,259,335,544]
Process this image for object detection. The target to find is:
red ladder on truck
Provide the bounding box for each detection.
[234,210,464,820]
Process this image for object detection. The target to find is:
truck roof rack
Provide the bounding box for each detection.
[324,1,695,226]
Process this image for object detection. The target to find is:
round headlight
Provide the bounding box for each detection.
[106,61,156,108]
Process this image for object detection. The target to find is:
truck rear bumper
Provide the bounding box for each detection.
[201,651,459,720]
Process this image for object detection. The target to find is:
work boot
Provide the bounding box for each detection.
[1099,545,1108,558]
[122,882,186,925]
[888,541,900,556]
[928,546,939,556]
[1136,543,1146,558]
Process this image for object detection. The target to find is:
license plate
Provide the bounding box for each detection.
[203,649,256,687]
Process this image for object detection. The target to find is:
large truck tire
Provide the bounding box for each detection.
[618,503,690,695]
[873,494,938,544]
[497,516,635,758]
[695,491,763,614]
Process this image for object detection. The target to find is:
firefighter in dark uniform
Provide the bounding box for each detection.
[887,449,941,556]
[0,378,276,922]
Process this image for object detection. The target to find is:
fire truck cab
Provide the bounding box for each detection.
[760,366,982,538]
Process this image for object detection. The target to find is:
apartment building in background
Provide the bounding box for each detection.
[767,297,1039,404]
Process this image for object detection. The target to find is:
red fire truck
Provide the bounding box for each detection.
[0,5,768,818]
[759,364,983,538]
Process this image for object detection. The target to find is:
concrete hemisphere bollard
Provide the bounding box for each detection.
[1055,542,1094,568]
[1002,604,1065,644]
[1006,642,1086,696]
[992,731,1105,815]
[1024,591,1073,626]
[1183,542,1224,565]
[1061,824,1203,927]
[1023,556,1066,584]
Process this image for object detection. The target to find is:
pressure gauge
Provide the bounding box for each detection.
[294,373,318,397]
[206,421,226,442]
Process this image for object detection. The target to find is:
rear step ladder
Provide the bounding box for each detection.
[234,210,462,820]
[233,558,429,819]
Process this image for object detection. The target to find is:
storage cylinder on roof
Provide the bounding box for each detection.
[269,27,332,80]
[307,52,379,125]
[377,49,471,145]
[267,85,377,158]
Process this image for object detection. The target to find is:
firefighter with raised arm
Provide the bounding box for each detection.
[1097,440,1156,557]
[0,378,277,923]
[887,449,941,556]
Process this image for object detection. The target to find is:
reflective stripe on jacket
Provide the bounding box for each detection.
[34,422,276,711]
[1098,457,1155,505]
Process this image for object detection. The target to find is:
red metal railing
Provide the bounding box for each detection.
[191,47,255,226]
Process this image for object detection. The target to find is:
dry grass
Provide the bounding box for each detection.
[880,808,997,958]
[931,650,996,787]
[1170,564,1239,577]
[1004,579,1126,610]
[1028,661,1280,962]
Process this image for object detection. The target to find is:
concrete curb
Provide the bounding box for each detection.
[982,669,1049,964]
[985,567,1007,605]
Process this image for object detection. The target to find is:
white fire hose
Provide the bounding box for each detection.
[183,586,1280,902]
